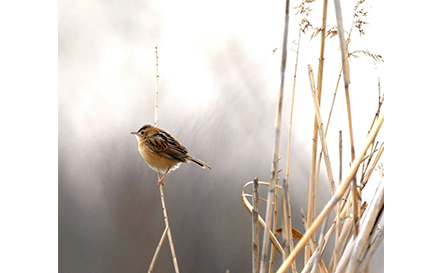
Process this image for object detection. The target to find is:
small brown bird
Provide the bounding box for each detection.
[131,124,212,186]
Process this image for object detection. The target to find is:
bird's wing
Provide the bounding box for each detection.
[146,130,188,162]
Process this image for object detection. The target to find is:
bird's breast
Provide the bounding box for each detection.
[138,143,181,173]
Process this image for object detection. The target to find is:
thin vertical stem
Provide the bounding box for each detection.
[285,27,302,273]
[154,45,159,127]
[281,179,294,271]
[339,130,343,186]
[305,0,329,264]
[306,0,329,257]
[331,130,343,272]
[333,0,350,85]
[333,0,359,235]
[259,0,291,272]
[150,46,180,273]
[158,177,180,273]
[269,177,280,273]
[253,177,260,273]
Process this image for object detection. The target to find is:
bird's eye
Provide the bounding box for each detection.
[140,131,144,135]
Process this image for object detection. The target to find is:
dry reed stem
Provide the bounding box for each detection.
[333,0,350,84]
[311,216,330,273]
[303,0,329,265]
[306,105,319,264]
[299,248,328,273]
[150,47,180,273]
[330,130,343,273]
[259,0,291,272]
[328,217,354,271]
[305,0,329,264]
[307,65,342,271]
[325,67,343,135]
[299,209,328,273]
[336,182,383,273]
[357,225,384,272]
[361,143,383,189]
[346,182,384,272]
[157,173,180,273]
[269,178,280,273]
[333,0,359,236]
[311,0,330,212]
[148,226,169,273]
[309,67,343,192]
[331,180,382,271]
[300,249,328,273]
[307,64,336,195]
[368,94,384,135]
[275,113,383,273]
[361,141,378,182]
[300,208,316,258]
[281,179,298,273]
[281,179,292,266]
[316,0,328,98]
[300,250,319,273]
[242,181,284,255]
[285,26,303,273]
[154,45,159,127]
[253,177,260,273]
[334,236,356,273]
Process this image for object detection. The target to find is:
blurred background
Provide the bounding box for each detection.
[59,0,384,272]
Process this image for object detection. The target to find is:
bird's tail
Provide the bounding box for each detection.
[186,155,213,170]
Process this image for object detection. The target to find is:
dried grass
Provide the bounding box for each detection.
[241,0,385,272]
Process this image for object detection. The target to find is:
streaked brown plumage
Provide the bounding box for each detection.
[131,124,212,186]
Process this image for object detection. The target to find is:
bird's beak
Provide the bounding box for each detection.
[130,132,138,135]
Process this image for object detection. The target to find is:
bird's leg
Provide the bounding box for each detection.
[157,167,171,187]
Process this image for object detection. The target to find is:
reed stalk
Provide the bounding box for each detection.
[333,0,359,236]
[330,130,343,272]
[306,1,329,262]
[284,25,303,273]
[307,64,336,195]
[253,177,260,273]
[242,181,284,255]
[281,179,291,260]
[299,209,328,273]
[269,178,279,273]
[361,143,383,189]
[346,182,384,272]
[148,226,169,273]
[357,225,384,272]
[259,0,291,272]
[310,215,330,273]
[154,45,159,127]
[149,46,180,273]
[334,236,356,273]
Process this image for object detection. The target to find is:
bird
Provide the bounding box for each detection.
[131,124,212,186]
